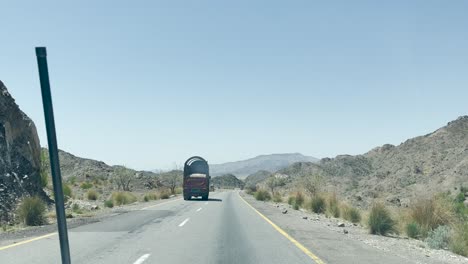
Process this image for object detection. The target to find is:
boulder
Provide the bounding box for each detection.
[0,81,48,223]
[282,209,288,214]
[337,222,345,227]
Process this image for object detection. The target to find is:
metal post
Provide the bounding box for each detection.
[35,47,71,264]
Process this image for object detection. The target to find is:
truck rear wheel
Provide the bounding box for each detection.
[184,194,191,200]
[202,194,209,200]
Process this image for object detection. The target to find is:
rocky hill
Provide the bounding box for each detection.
[0,81,47,223]
[42,148,159,190]
[211,174,244,189]
[264,116,468,207]
[244,170,273,187]
[210,153,318,178]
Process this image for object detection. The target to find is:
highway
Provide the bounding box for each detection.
[0,191,319,264]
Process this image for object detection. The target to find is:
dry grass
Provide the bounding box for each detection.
[111,192,137,206]
[17,196,47,226]
[326,192,340,218]
[341,203,361,223]
[368,203,397,236]
[408,196,455,237]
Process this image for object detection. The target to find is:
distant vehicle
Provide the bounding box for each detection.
[183,156,210,200]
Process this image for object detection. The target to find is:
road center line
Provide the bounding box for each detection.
[196,207,202,212]
[178,218,190,227]
[133,254,151,264]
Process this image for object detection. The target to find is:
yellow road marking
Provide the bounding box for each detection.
[0,232,57,251]
[238,193,326,264]
[0,197,183,251]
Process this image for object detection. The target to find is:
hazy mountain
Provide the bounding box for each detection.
[267,116,468,207]
[210,153,318,178]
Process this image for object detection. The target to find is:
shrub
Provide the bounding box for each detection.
[310,195,325,214]
[293,203,300,210]
[104,200,114,208]
[288,196,296,205]
[69,176,77,185]
[72,203,83,214]
[245,185,257,195]
[17,196,47,226]
[327,193,340,218]
[295,191,305,207]
[273,193,283,203]
[254,189,271,201]
[409,197,454,237]
[80,182,93,189]
[112,192,137,206]
[341,204,361,223]
[144,192,158,202]
[62,183,72,201]
[86,190,98,200]
[450,222,468,256]
[368,203,397,235]
[406,222,421,239]
[425,225,451,249]
[159,190,170,199]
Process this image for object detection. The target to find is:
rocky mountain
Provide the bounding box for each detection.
[244,170,273,188]
[262,116,468,208]
[211,174,244,189]
[0,81,47,223]
[210,153,318,178]
[43,148,159,190]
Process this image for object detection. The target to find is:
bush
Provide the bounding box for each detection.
[310,195,325,214]
[112,192,137,206]
[86,190,98,200]
[159,190,170,199]
[406,222,421,239]
[17,196,47,226]
[295,191,305,207]
[144,192,158,202]
[288,196,296,205]
[341,204,361,223]
[80,182,93,190]
[425,225,451,249]
[409,197,454,237]
[62,183,72,201]
[104,200,114,208]
[450,222,468,256]
[245,185,257,195]
[293,203,300,210]
[254,189,271,201]
[72,203,83,214]
[273,193,283,203]
[368,203,397,235]
[327,193,340,218]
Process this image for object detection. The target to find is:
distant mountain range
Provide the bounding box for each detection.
[210,153,318,178]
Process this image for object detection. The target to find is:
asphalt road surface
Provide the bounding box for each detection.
[0,191,320,264]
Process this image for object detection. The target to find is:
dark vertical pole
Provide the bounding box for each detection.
[35,47,71,264]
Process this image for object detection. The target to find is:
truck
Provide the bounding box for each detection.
[183,156,210,200]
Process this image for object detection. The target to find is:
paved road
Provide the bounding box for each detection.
[0,191,318,264]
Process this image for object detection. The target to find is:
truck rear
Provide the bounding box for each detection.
[183,156,210,200]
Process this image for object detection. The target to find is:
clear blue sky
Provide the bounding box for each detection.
[1,1,467,170]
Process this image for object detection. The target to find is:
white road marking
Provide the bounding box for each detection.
[179,218,190,227]
[133,254,151,264]
[204,202,208,205]
[196,207,202,212]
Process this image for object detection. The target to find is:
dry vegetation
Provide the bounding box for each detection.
[248,179,468,257]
